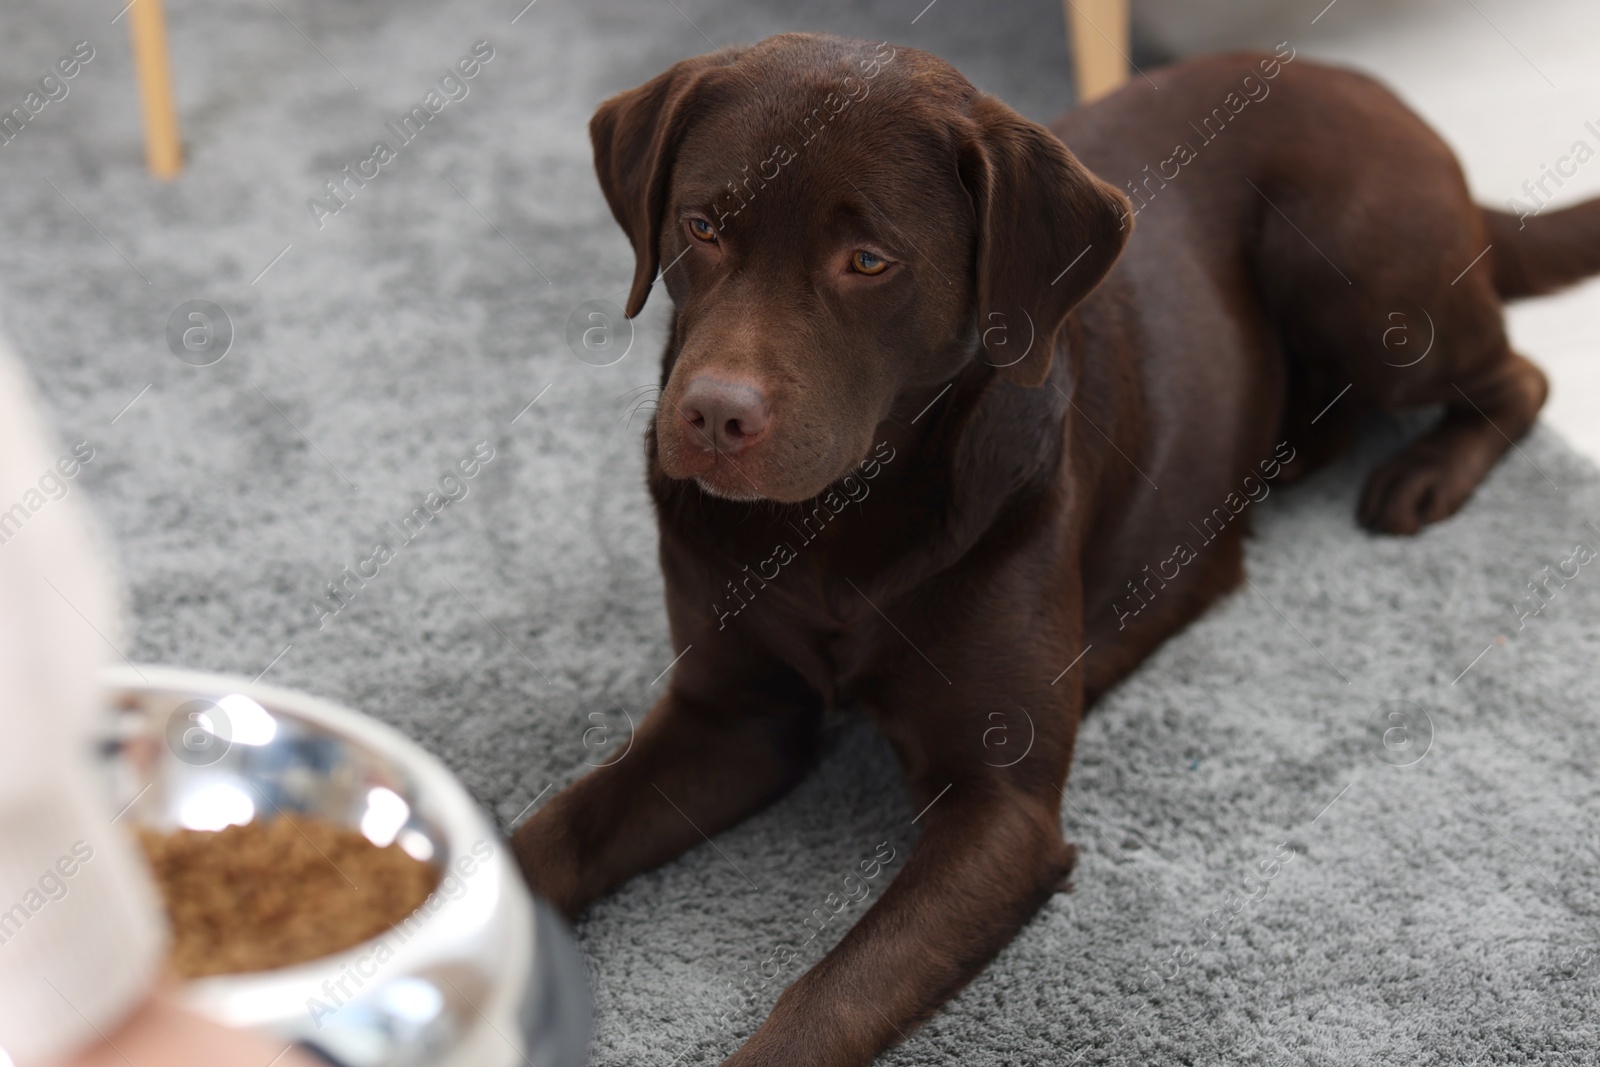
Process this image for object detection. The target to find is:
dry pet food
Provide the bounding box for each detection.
[137,816,438,977]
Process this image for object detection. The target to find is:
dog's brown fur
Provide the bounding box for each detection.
[513,34,1600,1065]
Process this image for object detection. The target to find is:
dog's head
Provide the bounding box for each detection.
[592,33,1130,502]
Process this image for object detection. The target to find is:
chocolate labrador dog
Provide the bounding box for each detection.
[513,33,1600,1065]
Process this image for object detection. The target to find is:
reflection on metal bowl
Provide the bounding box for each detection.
[103,666,590,1067]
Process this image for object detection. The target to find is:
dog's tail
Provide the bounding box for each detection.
[1483,198,1600,300]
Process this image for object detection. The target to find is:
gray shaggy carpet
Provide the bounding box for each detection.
[3,0,1598,1063]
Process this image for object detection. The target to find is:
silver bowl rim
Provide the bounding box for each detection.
[101,663,513,988]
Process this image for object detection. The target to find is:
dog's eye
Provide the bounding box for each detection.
[688,218,718,243]
[850,250,889,275]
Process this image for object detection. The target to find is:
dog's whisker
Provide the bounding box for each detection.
[618,399,660,426]
[616,383,663,402]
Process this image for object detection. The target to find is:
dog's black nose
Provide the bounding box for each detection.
[678,377,770,454]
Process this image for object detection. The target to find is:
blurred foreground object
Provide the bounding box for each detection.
[105,666,592,1067]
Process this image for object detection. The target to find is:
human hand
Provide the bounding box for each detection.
[44,983,324,1067]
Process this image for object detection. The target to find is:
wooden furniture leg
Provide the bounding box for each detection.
[1065,0,1130,105]
[128,0,183,178]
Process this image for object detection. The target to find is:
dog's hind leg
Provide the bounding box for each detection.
[1350,228,1549,535]
[1354,196,1600,532]
[1257,179,1550,536]
[1357,342,1548,534]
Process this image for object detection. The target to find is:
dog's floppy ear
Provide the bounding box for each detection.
[590,53,735,318]
[959,94,1132,387]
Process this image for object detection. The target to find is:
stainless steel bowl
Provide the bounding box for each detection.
[102,666,590,1067]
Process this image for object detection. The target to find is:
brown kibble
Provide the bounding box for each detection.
[136,816,439,978]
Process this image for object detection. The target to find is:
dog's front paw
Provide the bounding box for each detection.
[509,816,586,921]
[1051,840,1080,894]
[720,1042,824,1067]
